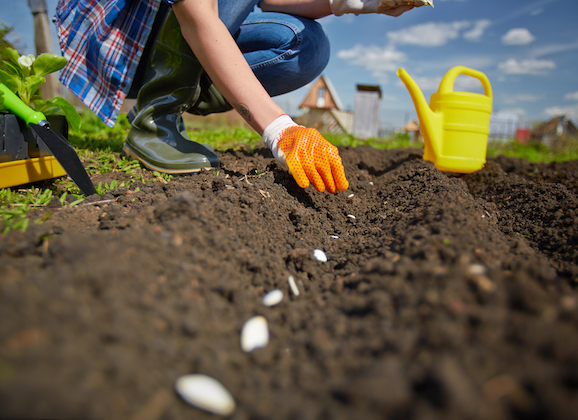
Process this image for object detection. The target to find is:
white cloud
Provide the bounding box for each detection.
[531,41,578,58]
[337,44,407,80]
[530,8,544,15]
[544,104,578,120]
[386,20,491,47]
[498,58,555,75]
[387,21,470,47]
[454,75,487,92]
[495,108,528,118]
[501,93,544,105]
[565,91,578,101]
[395,75,442,92]
[502,28,535,46]
[463,20,491,42]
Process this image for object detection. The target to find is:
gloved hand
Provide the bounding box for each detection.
[262,114,349,194]
[329,0,433,17]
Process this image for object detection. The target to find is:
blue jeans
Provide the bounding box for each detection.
[203,1,331,97]
[217,1,329,96]
[236,12,330,96]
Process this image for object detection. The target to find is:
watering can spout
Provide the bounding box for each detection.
[396,68,442,159]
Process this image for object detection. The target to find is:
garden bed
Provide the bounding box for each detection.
[0,145,577,419]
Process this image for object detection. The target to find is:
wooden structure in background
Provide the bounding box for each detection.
[352,85,381,139]
[297,75,353,134]
[531,115,578,147]
[28,0,59,100]
[404,120,421,142]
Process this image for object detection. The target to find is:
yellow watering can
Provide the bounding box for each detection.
[397,66,493,173]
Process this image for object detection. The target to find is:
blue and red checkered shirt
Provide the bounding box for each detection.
[55,0,162,127]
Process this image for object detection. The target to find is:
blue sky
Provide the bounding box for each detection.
[3,0,578,129]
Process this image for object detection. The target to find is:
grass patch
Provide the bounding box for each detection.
[487,137,578,163]
[323,131,423,150]
[0,187,84,233]
[186,125,261,150]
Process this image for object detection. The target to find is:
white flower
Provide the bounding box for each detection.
[18,54,35,68]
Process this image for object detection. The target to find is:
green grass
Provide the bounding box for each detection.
[487,137,578,163]
[0,187,84,233]
[1,109,577,233]
[323,131,423,149]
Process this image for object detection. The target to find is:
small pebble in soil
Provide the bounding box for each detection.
[262,289,284,307]
[313,249,328,262]
[467,263,487,276]
[288,275,300,296]
[240,316,269,352]
[175,374,235,416]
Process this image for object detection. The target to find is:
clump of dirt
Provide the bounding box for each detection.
[1,145,577,420]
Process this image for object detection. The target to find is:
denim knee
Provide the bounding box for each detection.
[238,13,330,97]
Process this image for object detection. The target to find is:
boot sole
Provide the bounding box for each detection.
[122,142,219,175]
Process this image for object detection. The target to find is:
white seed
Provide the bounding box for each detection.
[330,235,339,239]
[313,249,328,262]
[347,214,356,219]
[288,275,300,296]
[262,289,284,307]
[348,194,355,198]
[175,374,235,416]
[240,316,269,352]
[369,182,374,186]
[468,263,487,276]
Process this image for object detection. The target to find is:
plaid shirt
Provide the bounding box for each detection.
[55,0,163,127]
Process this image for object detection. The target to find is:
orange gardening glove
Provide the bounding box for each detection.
[262,114,349,193]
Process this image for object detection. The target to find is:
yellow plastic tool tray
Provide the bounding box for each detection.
[0,156,66,189]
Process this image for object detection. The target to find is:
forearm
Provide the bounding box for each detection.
[173,1,283,134]
[258,0,332,19]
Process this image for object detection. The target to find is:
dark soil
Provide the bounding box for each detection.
[1,145,577,420]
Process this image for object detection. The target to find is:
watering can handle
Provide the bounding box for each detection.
[438,66,492,99]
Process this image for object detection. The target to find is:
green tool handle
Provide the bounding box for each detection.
[0,82,47,126]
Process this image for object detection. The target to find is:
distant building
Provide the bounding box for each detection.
[532,115,578,147]
[296,75,353,134]
[403,120,421,142]
[352,85,381,139]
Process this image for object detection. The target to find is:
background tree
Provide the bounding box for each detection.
[0,23,18,62]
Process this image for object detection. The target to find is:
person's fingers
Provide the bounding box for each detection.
[285,152,310,189]
[327,145,349,191]
[316,144,337,194]
[382,5,414,17]
[300,140,325,192]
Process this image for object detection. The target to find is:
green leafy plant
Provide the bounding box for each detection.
[95,180,126,196]
[153,171,174,183]
[0,188,52,233]
[0,47,80,131]
[0,23,17,62]
[0,186,86,233]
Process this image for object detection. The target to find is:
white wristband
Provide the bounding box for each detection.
[262,114,298,164]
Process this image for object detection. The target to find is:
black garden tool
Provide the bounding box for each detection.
[0,82,96,196]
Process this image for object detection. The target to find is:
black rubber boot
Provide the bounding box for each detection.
[124,10,220,174]
[188,73,233,116]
